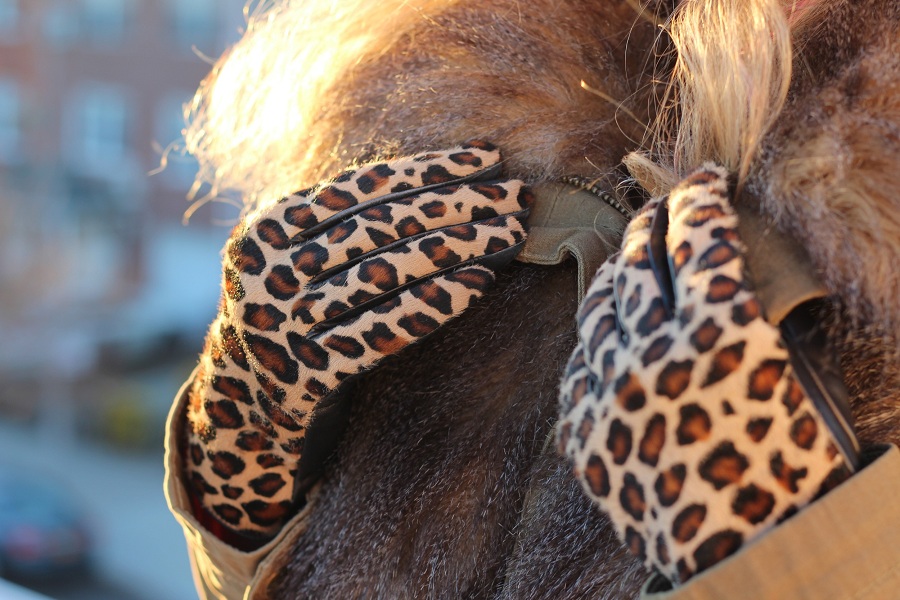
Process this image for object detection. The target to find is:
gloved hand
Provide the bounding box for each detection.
[557,164,857,584]
[184,141,531,538]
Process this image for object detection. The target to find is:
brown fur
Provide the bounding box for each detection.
[184,0,899,596]
[265,0,668,188]
[271,263,648,598]
[749,0,900,449]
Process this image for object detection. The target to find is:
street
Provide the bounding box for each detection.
[0,419,196,600]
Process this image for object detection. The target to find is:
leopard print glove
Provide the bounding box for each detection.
[184,141,531,538]
[558,164,855,584]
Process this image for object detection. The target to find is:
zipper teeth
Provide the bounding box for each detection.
[559,175,630,218]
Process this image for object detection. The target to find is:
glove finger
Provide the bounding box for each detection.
[293,180,531,283]
[254,141,504,242]
[665,165,749,314]
[285,264,495,494]
[576,257,621,387]
[614,198,671,345]
[557,342,599,457]
[560,257,624,475]
[559,341,591,418]
[293,214,527,335]
[300,265,499,398]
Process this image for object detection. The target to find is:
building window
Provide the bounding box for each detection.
[43,4,78,47]
[0,77,21,163]
[154,93,198,191]
[167,0,216,50]
[65,84,132,175]
[80,0,132,45]
[0,0,19,41]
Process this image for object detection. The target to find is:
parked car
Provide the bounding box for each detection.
[0,468,92,580]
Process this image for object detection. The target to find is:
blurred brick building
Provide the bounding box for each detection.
[0,0,244,404]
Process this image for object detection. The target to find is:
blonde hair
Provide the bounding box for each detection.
[624,0,832,196]
[183,0,457,212]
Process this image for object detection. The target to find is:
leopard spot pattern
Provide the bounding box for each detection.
[185,143,525,533]
[558,164,851,583]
